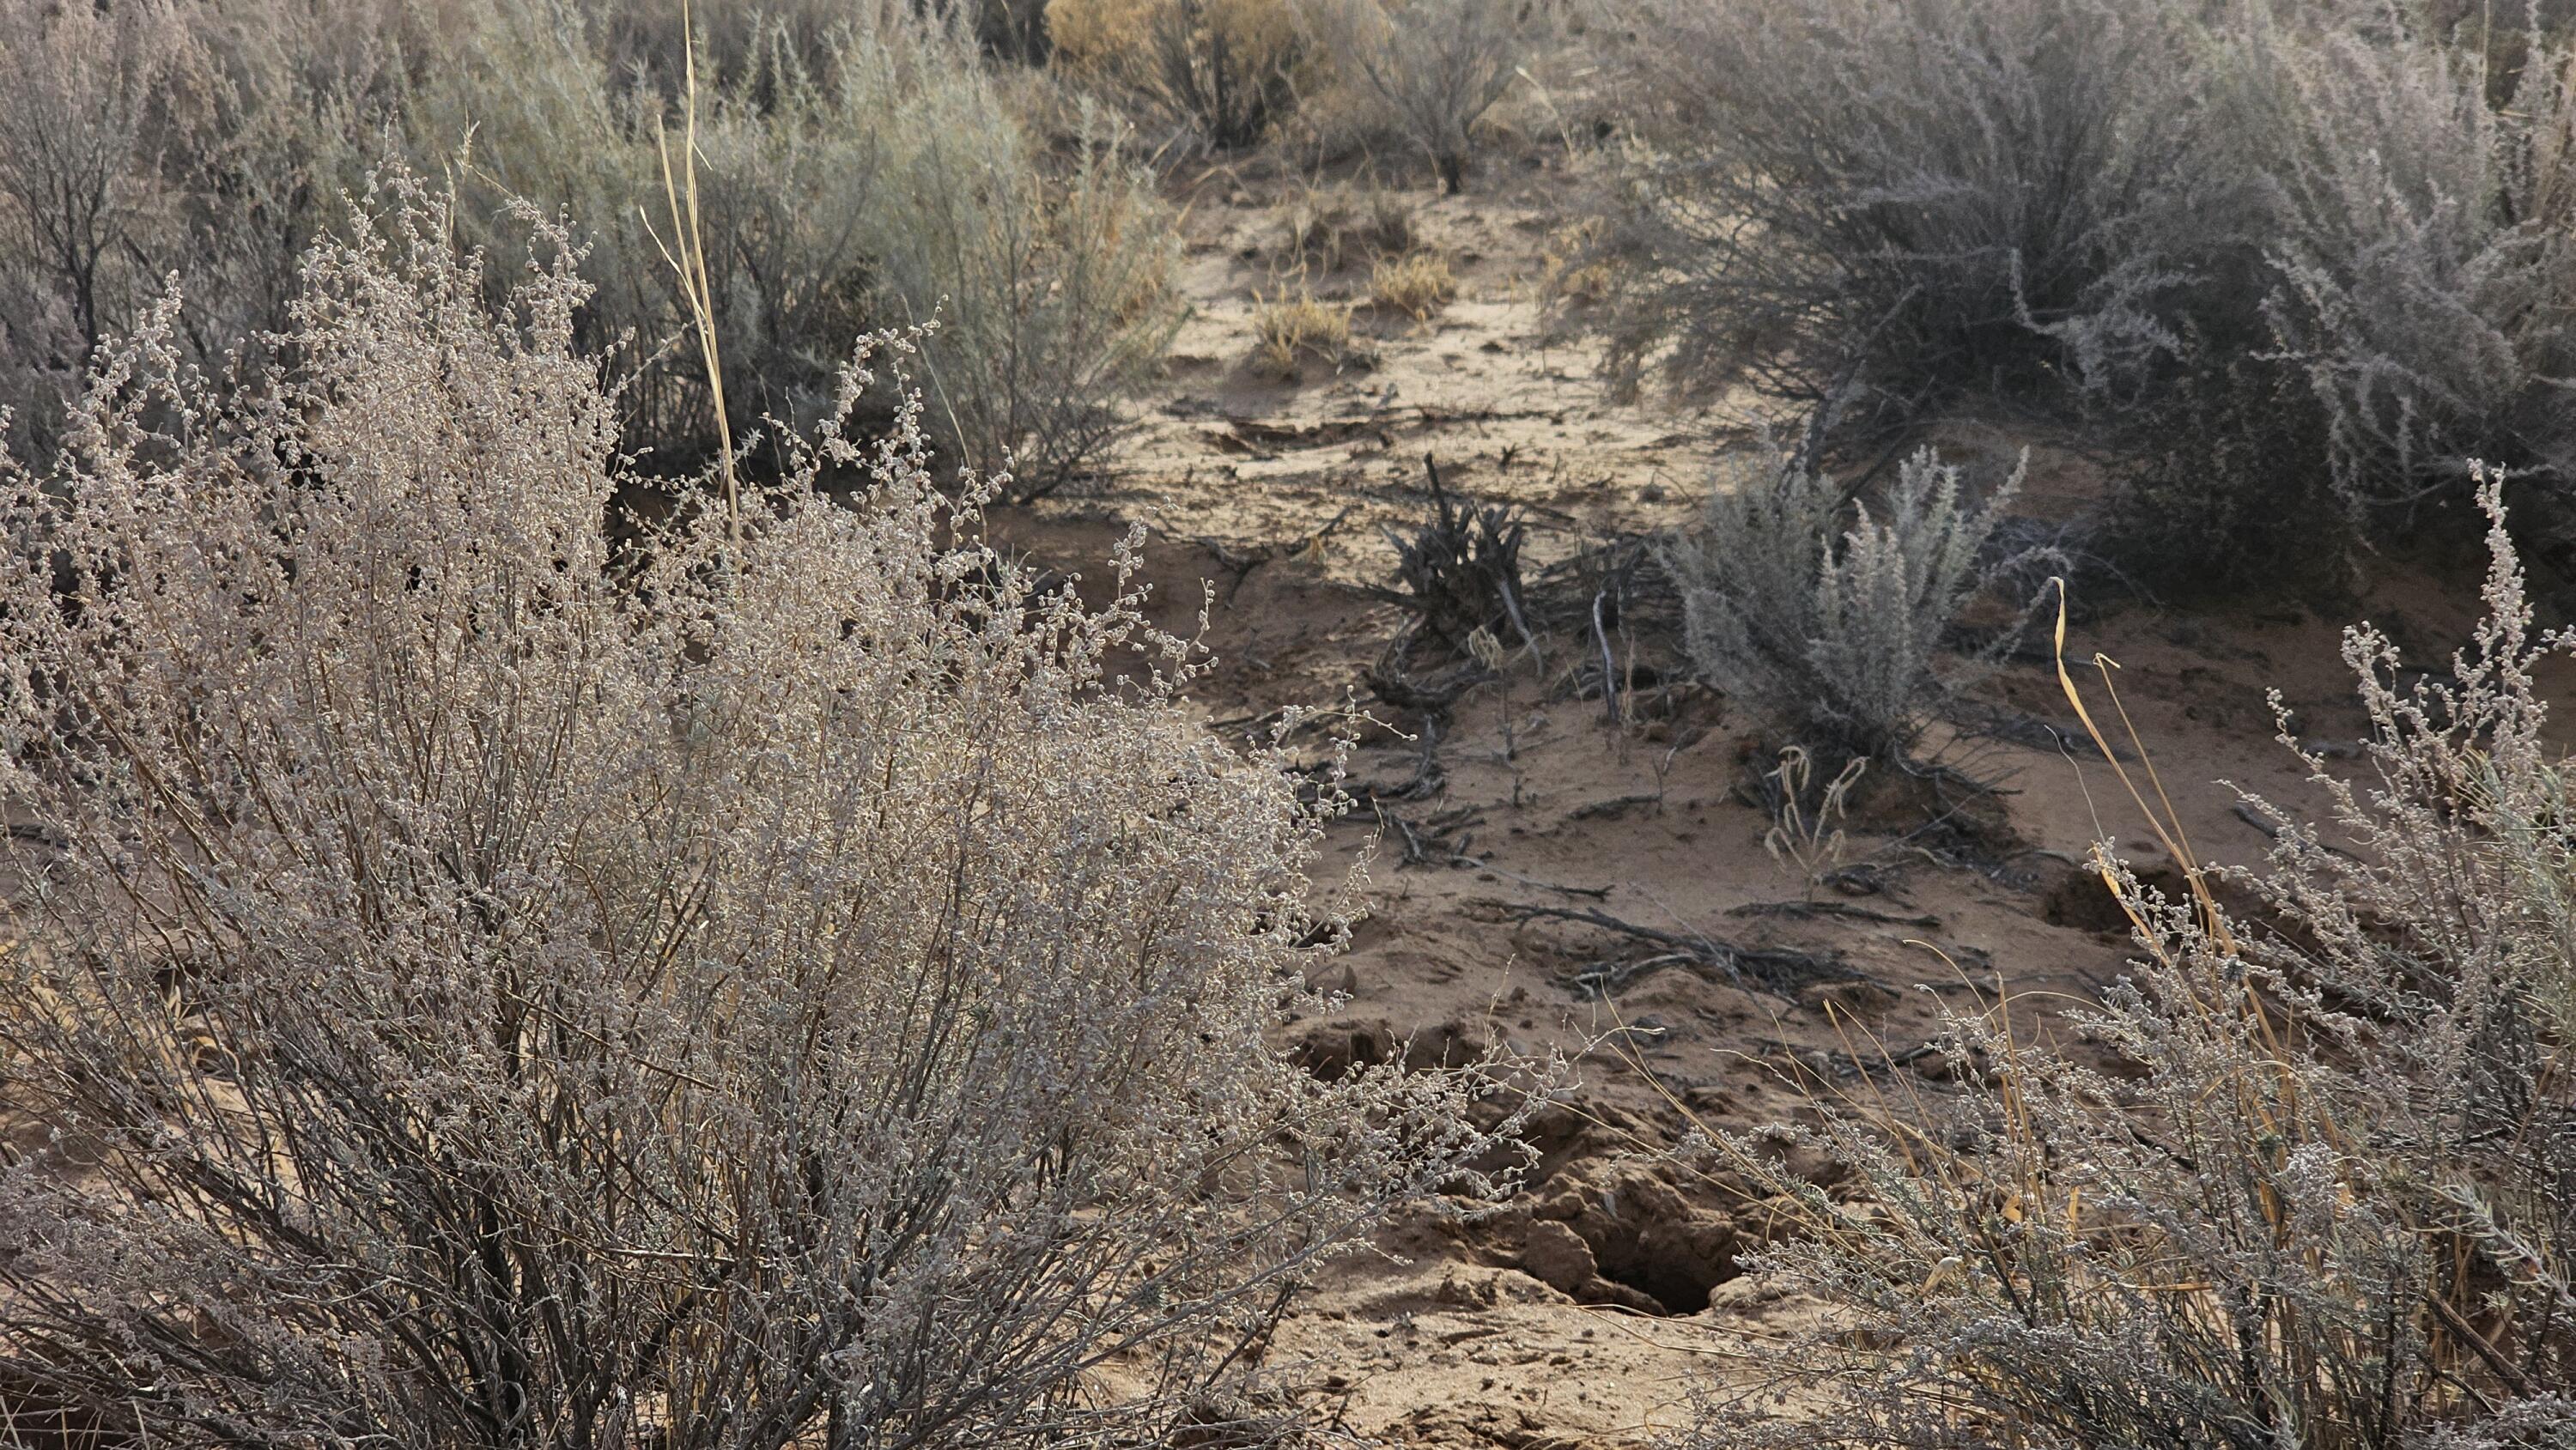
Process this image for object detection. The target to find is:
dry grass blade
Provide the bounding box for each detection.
[643,0,736,538]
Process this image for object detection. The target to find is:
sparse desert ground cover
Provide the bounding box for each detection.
[5,2,2575,1446]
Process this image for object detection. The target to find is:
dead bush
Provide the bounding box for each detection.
[0,183,1522,1450]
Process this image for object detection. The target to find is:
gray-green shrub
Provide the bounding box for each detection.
[2263,21,2576,512]
[404,0,1179,493]
[1658,446,2033,762]
[0,181,1519,1450]
[0,0,1176,496]
[1588,0,2264,421]
[0,0,374,456]
[1591,0,2576,544]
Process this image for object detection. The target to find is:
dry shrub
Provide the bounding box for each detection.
[1048,0,1309,149]
[1269,179,1414,273]
[1589,0,2261,422]
[1299,0,1548,192]
[1370,249,1456,320]
[1298,0,1535,191]
[1251,283,1352,374]
[405,0,1178,494]
[0,0,379,456]
[0,0,1174,496]
[2105,349,2351,600]
[1659,446,2044,764]
[0,183,1522,1449]
[870,101,1180,491]
[1686,479,2576,1448]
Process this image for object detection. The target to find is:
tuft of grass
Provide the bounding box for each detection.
[1539,217,1612,306]
[1251,284,1353,376]
[1370,249,1457,322]
[1270,179,1415,273]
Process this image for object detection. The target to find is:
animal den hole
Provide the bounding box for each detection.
[1522,1168,1740,1316]
[1288,1018,1485,1082]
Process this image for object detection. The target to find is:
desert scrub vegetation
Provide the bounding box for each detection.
[1590,0,2255,423]
[0,185,1526,1448]
[1658,446,2037,765]
[2259,18,2576,513]
[1369,248,1456,320]
[1252,282,1353,375]
[404,0,1181,494]
[0,0,1176,497]
[0,0,384,458]
[1048,0,1309,149]
[1299,0,1550,192]
[1588,0,2576,558]
[1269,179,1415,274]
[1680,483,2576,1448]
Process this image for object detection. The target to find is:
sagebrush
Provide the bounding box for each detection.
[1588,0,2257,422]
[1589,0,2576,543]
[0,185,1522,1450]
[1660,446,2032,763]
[411,0,1180,493]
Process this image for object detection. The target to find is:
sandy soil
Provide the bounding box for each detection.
[985,146,2556,1447]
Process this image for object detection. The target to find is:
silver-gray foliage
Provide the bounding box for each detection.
[2263,20,2576,512]
[0,185,1518,1450]
[1659,447,2027,761]
[1589,0,2266,420]
[1690,479,2576,1449]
